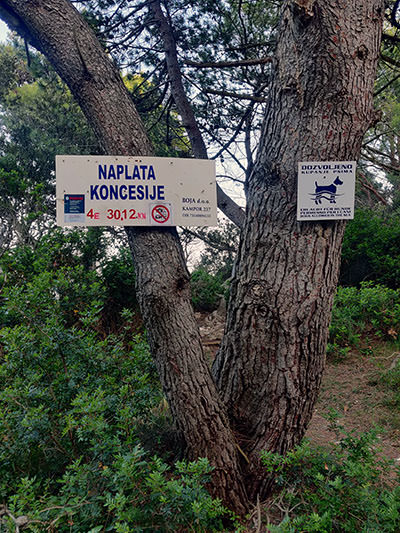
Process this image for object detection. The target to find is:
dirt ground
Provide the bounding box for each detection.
[197,310,400,466]
[306,344,400,466]
[196,310,400,531]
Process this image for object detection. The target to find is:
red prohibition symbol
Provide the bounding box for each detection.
[151,204,170,224]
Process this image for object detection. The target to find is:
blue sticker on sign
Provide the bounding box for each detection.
[64,194,85,214]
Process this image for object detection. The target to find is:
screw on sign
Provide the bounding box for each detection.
[151,204,170,224]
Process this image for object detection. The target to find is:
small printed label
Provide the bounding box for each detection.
[65,213,86,223]
[64,194,85,214]
[64,194,85,224]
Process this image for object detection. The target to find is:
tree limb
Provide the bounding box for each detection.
[381,53,400,68]
[357,172,388,205]
[184,57,273,68]
[362,150,400,174]
[391,0,400,28]
[211,101,255,162]
[365,143,400,163]
[204,87,267,102]
[374,72,400,97]
[150,0,245,228]
[0,4,42,51]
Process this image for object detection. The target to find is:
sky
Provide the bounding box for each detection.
[0,20,8,42]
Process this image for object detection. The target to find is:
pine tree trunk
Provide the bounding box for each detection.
[0,0,385,513]
[0,0,248,513]
[213,0,384,499]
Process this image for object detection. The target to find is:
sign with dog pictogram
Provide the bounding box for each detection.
[297,161,356,221]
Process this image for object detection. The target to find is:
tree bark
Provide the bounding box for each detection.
[213,0,384,499]
[0,0,385,514]
[0,0,248,513]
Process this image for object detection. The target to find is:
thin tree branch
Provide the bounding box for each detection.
[374,72,400,97]
[184,57,273,69]
[212,101,255,162]
[150,0,245,228]
[363,128,397,146]
[382,32,400,45]
[226,41,274,52]
[357,172,388,205]
[100,2,146,35]
[217,174,245,185]
[204,87,267,102]
[391,0,400,29]
[362,150,400,174]
[381,53,400,69]
[365,143,400,162]
[182,228,237,253]
[207,127,247,173]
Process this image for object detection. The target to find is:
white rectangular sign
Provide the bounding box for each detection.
[297,161,356,221]
[56,155,217,227]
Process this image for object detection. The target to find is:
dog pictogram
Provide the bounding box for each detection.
[310,176,344,204]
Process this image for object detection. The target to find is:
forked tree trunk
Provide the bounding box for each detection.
[0,0,247,513]
[213,0,384,498]
[0,0,385,514]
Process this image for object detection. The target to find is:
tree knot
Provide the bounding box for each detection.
[355,44,369,61]
[293,0,316,17]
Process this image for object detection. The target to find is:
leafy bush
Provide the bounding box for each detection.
[191,268,226,312]
[1,454,229,532]
[329,283,400,353]
[261,417,400,532]
[340,209,400,289]
[0,227,107,284]
[101,248,141,333]
[0,265,229,532]
[0,230,142,334]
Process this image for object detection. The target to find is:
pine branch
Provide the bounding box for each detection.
[381,53,400,69]
[204,88,267,103]
[382,32,400,44]
[357,172,388,205]
[150,0,245,228]
[374,72,400,97]
[184,57,273,69]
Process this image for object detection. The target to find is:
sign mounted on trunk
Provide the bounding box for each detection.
[297,161,356,221]
[56,155,217,227]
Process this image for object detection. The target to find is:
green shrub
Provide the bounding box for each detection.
[100,248,141,333]
[1,453,229,532]
[261,417,400,532]
[0,230,142,334]
[0,227,107,284]
[191,268,226,312]
[340,209,400,289]
[0,265,230,531]
[329,283,400,351]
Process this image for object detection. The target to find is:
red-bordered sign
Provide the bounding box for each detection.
[151,204,170,224]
